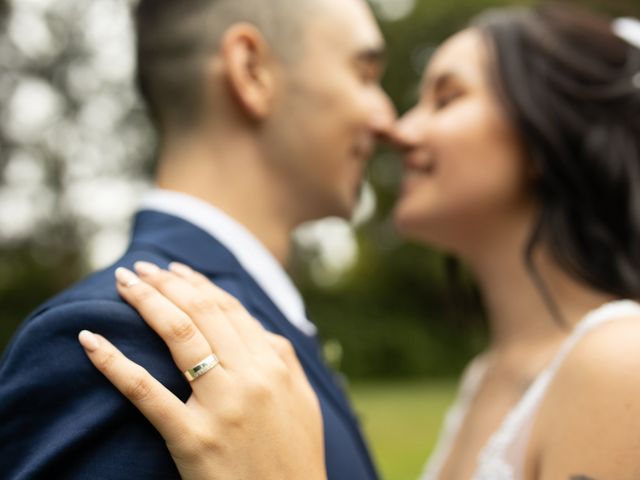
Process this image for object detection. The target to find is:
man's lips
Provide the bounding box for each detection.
[352,137,376,160]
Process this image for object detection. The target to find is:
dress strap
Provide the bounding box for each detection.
[542,299,640,380]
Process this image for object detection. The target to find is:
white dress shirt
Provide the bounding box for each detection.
[139,189,317,336]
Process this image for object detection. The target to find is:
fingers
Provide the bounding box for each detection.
[115,267,216,377]
[167,263,274,358]
[78,330,191,441]
[265,332,308,382]
[125,261,293,382]
[129,262,251,370]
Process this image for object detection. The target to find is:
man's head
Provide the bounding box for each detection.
[135,0,321,135]
[135,0,395,222]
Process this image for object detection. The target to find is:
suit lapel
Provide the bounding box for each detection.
[236,274,377,474]
[241,274,357,416]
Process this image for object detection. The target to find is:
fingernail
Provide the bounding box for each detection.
[134,261,161,276]
[78,330,100,352]
[115,267,140,287]
[169,262,192,276]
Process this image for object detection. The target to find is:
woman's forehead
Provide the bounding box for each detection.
[421,29,489,89]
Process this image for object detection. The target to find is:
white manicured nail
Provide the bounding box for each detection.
[115,267,140,287]
[78,330,100,352]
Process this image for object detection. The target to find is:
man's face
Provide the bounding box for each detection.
[263,0,395,223]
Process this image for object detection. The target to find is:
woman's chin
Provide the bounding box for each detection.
[392,203,455,250]
[392,203,430,241]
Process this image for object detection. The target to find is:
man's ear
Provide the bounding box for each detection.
[217,23,279,120]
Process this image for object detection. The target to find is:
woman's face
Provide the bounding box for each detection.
[392,29,535,253]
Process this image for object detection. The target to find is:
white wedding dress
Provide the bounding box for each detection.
[420,299,640,480]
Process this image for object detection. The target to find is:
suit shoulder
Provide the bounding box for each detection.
[0,294,189,413]
[2,298,148,376]
[34,250,174,313]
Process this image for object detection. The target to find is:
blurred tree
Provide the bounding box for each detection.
[0,0,153,349]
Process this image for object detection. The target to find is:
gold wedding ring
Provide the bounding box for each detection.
[183,354,220,382]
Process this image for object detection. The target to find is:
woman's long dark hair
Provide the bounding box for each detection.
[470,4,640,319]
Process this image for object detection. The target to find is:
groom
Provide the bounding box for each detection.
[0,0,394,478]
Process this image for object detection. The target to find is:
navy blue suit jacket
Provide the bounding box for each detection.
[0,211,378,479]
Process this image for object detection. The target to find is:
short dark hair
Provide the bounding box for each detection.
[473,4,640,314]
[134,0,317,137]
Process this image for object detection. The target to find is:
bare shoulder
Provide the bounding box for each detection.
[561,313,640,379]
[532,314,640,479]
[545,312,640,415]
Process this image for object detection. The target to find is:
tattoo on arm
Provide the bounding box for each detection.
[570,476,597,480]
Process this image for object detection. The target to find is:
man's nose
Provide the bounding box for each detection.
[369,94,397,139]
[385,110,422,152]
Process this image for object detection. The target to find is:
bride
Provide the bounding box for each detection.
[78,4,640,479]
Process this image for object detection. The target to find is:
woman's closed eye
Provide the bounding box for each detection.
[434,89,463,111]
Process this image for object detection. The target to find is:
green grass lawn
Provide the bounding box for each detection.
[348,379,457,480]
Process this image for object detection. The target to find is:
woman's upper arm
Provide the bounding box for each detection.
[534,316,640,480]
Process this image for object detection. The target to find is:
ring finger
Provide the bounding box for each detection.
[115,267,224,388]
[132,262,252,371]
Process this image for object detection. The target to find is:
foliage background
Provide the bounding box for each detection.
[1,0,638,381]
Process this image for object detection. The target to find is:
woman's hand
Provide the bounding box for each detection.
[78,261,326,480]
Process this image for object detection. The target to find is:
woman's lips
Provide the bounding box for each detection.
[404,152,437,176]
[352,136,376,161]
[404,150,436,174]
[400,152,438,195]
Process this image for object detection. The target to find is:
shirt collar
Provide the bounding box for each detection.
[138,188,317,336]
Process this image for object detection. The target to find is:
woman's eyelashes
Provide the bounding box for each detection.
[433,88,463,111]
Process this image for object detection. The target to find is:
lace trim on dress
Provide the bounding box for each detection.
[420,356,491,479]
